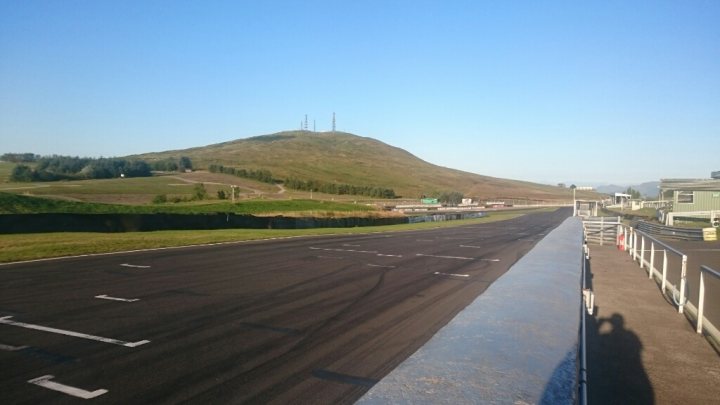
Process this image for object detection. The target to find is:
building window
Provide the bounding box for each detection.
[677,191,694,204]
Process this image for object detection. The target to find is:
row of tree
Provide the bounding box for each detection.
[1,153,40,163]
[149,156,193,172]
[208,164,274,184]
[284,177,396,199]
[8,155,193,182]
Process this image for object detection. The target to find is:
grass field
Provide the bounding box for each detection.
[0,209,549,263]
[0,192,375,215]
[0,161,15,183]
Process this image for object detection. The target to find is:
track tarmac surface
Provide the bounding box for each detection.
[0,208,569,404]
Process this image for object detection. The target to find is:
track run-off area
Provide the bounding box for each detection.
[0,208,570,404]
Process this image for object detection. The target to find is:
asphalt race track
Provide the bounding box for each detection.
[0,208,570,404]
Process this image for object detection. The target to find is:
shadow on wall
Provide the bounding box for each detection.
[586,256,654,404]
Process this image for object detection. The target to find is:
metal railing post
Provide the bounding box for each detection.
[662,250,668,291]
[697,269,705,334]
[649,242,655,280]
[633,231,638,262]
[678,255,687,314]
[640,236,645,269]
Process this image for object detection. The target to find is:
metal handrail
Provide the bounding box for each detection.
[634,229,686,257]
[622,226,688,313]
[623,225,719,346]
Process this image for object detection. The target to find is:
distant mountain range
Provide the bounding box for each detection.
[595,182,660,198]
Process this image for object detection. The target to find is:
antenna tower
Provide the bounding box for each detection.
[332,112,336,132]
[304,114,308,131]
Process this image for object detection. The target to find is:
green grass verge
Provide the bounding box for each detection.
[0,161,15,183]
[0,209,549,264]
[0,192,373,215]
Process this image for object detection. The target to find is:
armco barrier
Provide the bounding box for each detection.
[357,217,584,404]
[634,220,704,241]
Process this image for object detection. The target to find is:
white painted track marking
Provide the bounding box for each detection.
[120,263,150,268]
[0,316,150,348]
[28,375,108,399]
[480,258,501,262]
[416,253,474,260]
[434,271,470,278]
[310,247,378,254]
[311,247,402,257]
[367,264,395,269]
[459,244,483,249]
[0,343,28,351]
[95,294,140,303]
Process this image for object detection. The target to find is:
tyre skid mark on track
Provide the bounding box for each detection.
[311,369,379,387]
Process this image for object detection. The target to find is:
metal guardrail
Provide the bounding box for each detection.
[634,220,704,241]
[620,225,720,350]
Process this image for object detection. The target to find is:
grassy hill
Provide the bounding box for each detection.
[136,130,581,201]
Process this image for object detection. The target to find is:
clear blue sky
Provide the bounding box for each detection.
[1,1,718,185]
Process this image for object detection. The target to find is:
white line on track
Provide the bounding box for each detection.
[0,342,28,351]
[367,264,395,268]
[95,294,139,303]
[434,271,470,278]
[416,253,474,260]
[0,316,150,348]
[459,244,483,249]
[376,253,403,257]
[120,263,150,268]
[310,247,378,254]
[480,258,501,262]
[28,375,108,399]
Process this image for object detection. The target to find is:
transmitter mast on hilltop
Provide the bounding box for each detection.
[332,112,336,132]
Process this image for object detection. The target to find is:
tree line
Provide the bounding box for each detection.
[208,164,397,198]
[8,154,193,182]
[208,164,274,184]
[284,177,396,199]
[1,153,40,163]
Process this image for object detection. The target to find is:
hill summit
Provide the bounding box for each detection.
[137,130,574,200]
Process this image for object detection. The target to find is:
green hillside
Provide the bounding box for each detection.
[136,130,579,200]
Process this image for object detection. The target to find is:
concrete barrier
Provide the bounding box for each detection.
[357,217,584,404]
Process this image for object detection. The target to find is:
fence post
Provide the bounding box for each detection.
[624,227,629,252]
[649,242,655,279]
[697,270,705,334]
[640,236,645,269]
[662,250,668,291]
[678,255,687,314]
[633,231,638,262]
